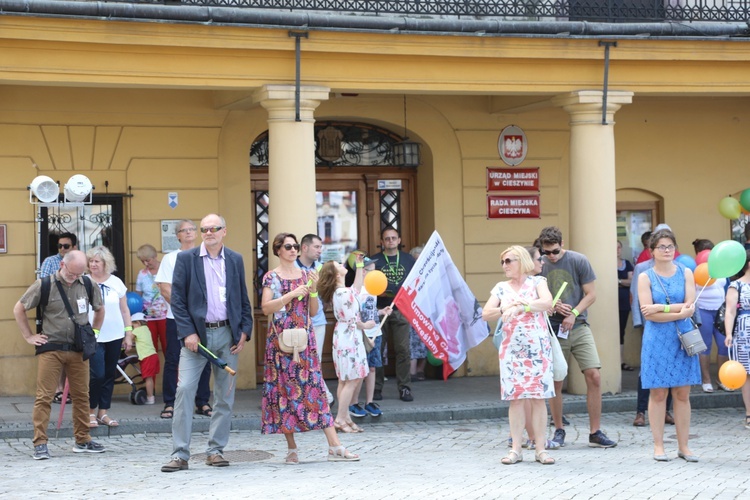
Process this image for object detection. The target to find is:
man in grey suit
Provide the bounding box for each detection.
[161,214,253,472]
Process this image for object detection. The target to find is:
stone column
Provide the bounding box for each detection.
[551,90,633,395]
[254,84,330,260]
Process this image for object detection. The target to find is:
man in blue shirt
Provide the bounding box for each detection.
[295,233,333,404]
[40,232,77,278]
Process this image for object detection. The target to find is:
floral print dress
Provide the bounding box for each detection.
[261,271,333,434]
[492,275,554,400]
[332,287,369,380]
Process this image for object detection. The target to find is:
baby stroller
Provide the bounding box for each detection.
[114,351,148,405]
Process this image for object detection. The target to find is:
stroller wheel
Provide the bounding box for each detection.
[131,388,147,405]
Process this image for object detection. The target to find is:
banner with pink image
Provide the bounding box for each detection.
[392,231,489,379]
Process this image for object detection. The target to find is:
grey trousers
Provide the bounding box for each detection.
[375,309,412,392]
[170,325,237,461]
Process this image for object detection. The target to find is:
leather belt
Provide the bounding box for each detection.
[205,320,229,329]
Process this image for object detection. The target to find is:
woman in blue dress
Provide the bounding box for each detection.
[638,229,700,462]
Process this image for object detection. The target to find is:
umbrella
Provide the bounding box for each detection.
[55,378,70,438]
[197,343,236,376]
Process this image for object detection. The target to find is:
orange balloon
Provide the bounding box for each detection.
[719,360,747,390]
[364,270,388,296]
[693,263,716,287]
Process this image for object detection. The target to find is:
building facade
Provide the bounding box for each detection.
[1,0,749,395]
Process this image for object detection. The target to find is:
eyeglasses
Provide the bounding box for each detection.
[383,236,399,241]
[655,245,676,252]
[501,258,518,266]
[57,243,72,249]
[283,243,300,251]
[178,227,196,233]
[541,248,562,256]
[200,226,224,234]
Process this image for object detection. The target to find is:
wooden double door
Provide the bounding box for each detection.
[251,168,418,381]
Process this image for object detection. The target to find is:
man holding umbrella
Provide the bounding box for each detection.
[161,214,253,472]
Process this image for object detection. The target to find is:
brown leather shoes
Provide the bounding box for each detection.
[206,454,229,467]
[161,458,189,473]
[633,412,646,427]
[665,411,675,425]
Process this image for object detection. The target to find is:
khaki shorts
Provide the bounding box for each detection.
[557,323,601,372]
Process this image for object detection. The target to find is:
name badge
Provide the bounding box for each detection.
[219,286,227,303]
[77,298,88,314]
[557,325,569,340]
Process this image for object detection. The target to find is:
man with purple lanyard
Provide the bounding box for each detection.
[295,233,334,404]
[161,214,253,472]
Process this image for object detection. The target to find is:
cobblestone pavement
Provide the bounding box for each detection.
[3,408,749,499]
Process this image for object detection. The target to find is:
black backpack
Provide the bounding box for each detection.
[37,275,95,328]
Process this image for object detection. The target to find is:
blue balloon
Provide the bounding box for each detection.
[126,292,144,315]
[675,254,697,271]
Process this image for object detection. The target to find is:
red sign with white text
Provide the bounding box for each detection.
[487,195,541,219]
[486,167,540,192]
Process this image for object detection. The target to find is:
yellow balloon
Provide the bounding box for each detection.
[719,360,747,390]
[718,196,741,220]
[364,270,388,296]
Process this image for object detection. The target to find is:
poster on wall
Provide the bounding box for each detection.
[731,214,749,244]
[487,195,541,219]
[486,167,539,192]
[161,220,182,254]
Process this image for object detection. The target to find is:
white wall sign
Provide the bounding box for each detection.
[498,125,528,166]
[168,192,178,209]
[161,220,182,253]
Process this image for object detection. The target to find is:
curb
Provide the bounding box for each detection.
[4,391,742,441]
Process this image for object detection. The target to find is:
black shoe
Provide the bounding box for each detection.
[399,386,414,402]
[588,430,617,448]
[550,415,570,426]
[373,389,382,401]
[72,441,105,453]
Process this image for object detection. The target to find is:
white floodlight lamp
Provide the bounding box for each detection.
[29,175,60,204]
[64,174,93,203]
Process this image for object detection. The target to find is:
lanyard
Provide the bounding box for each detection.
[207,255,225,286]
[383,252,399,269]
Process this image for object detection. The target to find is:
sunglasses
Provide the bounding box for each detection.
[501,258,518,265]
[200,226,224,234]
[541,248,562,256]
[283,243,300,251]
[57,243,72,249]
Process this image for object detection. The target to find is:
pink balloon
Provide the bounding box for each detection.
[695,249,710,265]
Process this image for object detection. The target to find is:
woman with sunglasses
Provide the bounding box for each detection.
[260,233,359,463]
[483,245,554,465]
[317,252,372,433]
[638,229,699,462]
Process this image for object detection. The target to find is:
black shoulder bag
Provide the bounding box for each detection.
[55,279,98,361]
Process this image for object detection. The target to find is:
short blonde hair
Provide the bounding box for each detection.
[86,245,117,274]
[136,244,157,261]
[500,245,534,274]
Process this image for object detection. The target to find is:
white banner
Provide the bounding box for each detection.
[393,231,489,378]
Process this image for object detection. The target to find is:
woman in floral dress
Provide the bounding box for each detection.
[261,233,359,464]
[482,245,554,465]
[318,253,373,433]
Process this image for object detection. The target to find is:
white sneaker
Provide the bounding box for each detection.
[145,396,155,405]
[702,383,714,393]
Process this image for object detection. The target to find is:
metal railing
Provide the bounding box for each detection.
[118,0,750,23]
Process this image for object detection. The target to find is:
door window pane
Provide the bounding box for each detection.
[317,190,358,263]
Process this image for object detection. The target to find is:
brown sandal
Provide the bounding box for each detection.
[334,421,356,433]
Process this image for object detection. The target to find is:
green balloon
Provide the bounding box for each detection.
[426,351,443,366]
[740,189,750,213]
[718,196,741,220]
[707,240,747,278]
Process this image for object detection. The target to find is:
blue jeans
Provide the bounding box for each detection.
[163,318,211,408]
[170,325,237,460]
[89,337,123,410]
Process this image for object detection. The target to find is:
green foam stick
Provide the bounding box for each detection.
[552,281,568,307]
[298,279,312,300]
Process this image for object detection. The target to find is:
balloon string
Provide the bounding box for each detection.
[694,282,708,303]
